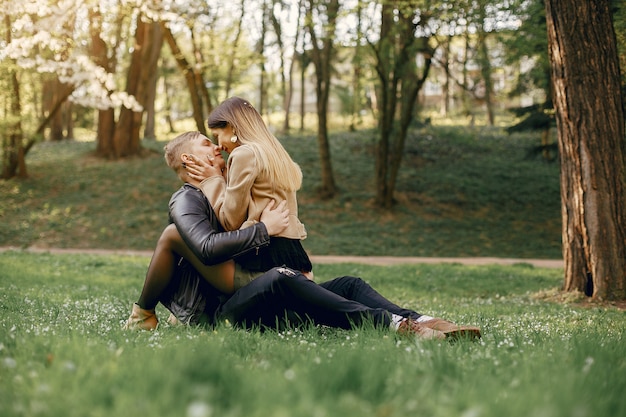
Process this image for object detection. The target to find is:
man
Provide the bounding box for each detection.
[124,131,481,341]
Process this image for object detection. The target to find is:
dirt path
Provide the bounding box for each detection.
[0,246,563,268]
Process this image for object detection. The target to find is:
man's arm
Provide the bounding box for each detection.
[169,185,270,266]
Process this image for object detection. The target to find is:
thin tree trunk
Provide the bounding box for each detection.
[161,22,207,135]
[144,22,163,140]
[306,0,338,198]
[258,0,268,115]
[190,25,213,116]
[225,0,245,98]
[1,14,26,179]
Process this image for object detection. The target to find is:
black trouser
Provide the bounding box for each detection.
[216,267,422,330]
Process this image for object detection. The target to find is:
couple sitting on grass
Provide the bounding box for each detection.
[124,97,481,341]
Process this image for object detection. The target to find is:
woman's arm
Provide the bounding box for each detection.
[200,146,257,231]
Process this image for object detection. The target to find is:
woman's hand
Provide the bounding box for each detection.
[185,154,223,182]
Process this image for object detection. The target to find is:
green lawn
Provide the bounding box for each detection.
[0,123,562,259]
[1,251,624,417]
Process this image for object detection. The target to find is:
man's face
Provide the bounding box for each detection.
[183,135,226,170]
[210,125,236,154]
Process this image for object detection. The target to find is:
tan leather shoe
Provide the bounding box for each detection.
[397,319,446,340]
[167,313,182,326]
[419,318,481,340]
[123,303,158,331]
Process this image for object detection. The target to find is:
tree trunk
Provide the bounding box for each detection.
[161,22,207,135]
[190,25,213,117]
[143,22,163,140]
[546,0,626,300]
[478,38,495,126]
[299,52,307,132]
[90,7,118,157]
[1,14,26,180]
[225,0,245,98]
[258,0,268,115]
[306,0,338,199]
[112,17,162,156]
[372,1,431,208]
[45,77,66,141]
[270,0,288,134]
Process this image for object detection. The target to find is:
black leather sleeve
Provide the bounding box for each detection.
[168,184,270,266]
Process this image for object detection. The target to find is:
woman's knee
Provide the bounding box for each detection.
[156,224,181,249]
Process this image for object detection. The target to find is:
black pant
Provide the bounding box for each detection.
[217,267,422,330]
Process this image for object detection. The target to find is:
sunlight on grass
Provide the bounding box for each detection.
[1,251,624,417]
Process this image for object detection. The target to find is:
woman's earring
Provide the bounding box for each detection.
[230,135,238,143]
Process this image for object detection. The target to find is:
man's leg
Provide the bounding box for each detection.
[321,276,481,340]
[319,276,422,320]
[219,268,397,330]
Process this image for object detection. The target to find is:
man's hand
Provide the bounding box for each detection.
[260,200,289,236]
[185,154,223,182]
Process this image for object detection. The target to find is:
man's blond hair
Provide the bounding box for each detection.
[164,131,204,178]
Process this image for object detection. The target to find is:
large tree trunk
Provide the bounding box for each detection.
[90,7,118,157]
[546,0,626,301]
[112,16,157,157]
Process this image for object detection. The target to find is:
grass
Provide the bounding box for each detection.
[1,250,625,417]
[0,122,562,259]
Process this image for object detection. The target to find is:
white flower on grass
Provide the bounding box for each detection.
[582,357,594,374]
[186,401,212,417]
[63,361,76,372]
[284,369,296,381]
[3,357,17,369]
[461,406,482,417]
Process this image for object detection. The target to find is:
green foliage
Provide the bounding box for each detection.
[1,251,625,417]
[0,124,561,258]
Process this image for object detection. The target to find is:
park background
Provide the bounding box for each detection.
[1,1,626,417]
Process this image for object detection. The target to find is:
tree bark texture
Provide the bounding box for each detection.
[112,16,157,157]
[90,7,117,157]
[1,14,27,179]
[162,22,207,136]
[545,0,626,300]
[306,0,338,199]
[372,1,431,208]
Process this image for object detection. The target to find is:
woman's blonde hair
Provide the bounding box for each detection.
[207,97,302,191]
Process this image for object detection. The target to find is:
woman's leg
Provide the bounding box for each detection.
[137,224,235,310]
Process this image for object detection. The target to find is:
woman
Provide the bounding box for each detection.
[187,97,313,279]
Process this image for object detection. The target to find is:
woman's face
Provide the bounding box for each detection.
[210,125,237,154]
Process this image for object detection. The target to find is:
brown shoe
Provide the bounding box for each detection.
[123,303,158,331]
[397,319,445,340]
[419,318,481,340]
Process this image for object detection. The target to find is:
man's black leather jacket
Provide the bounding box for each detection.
[168,183,270,266]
